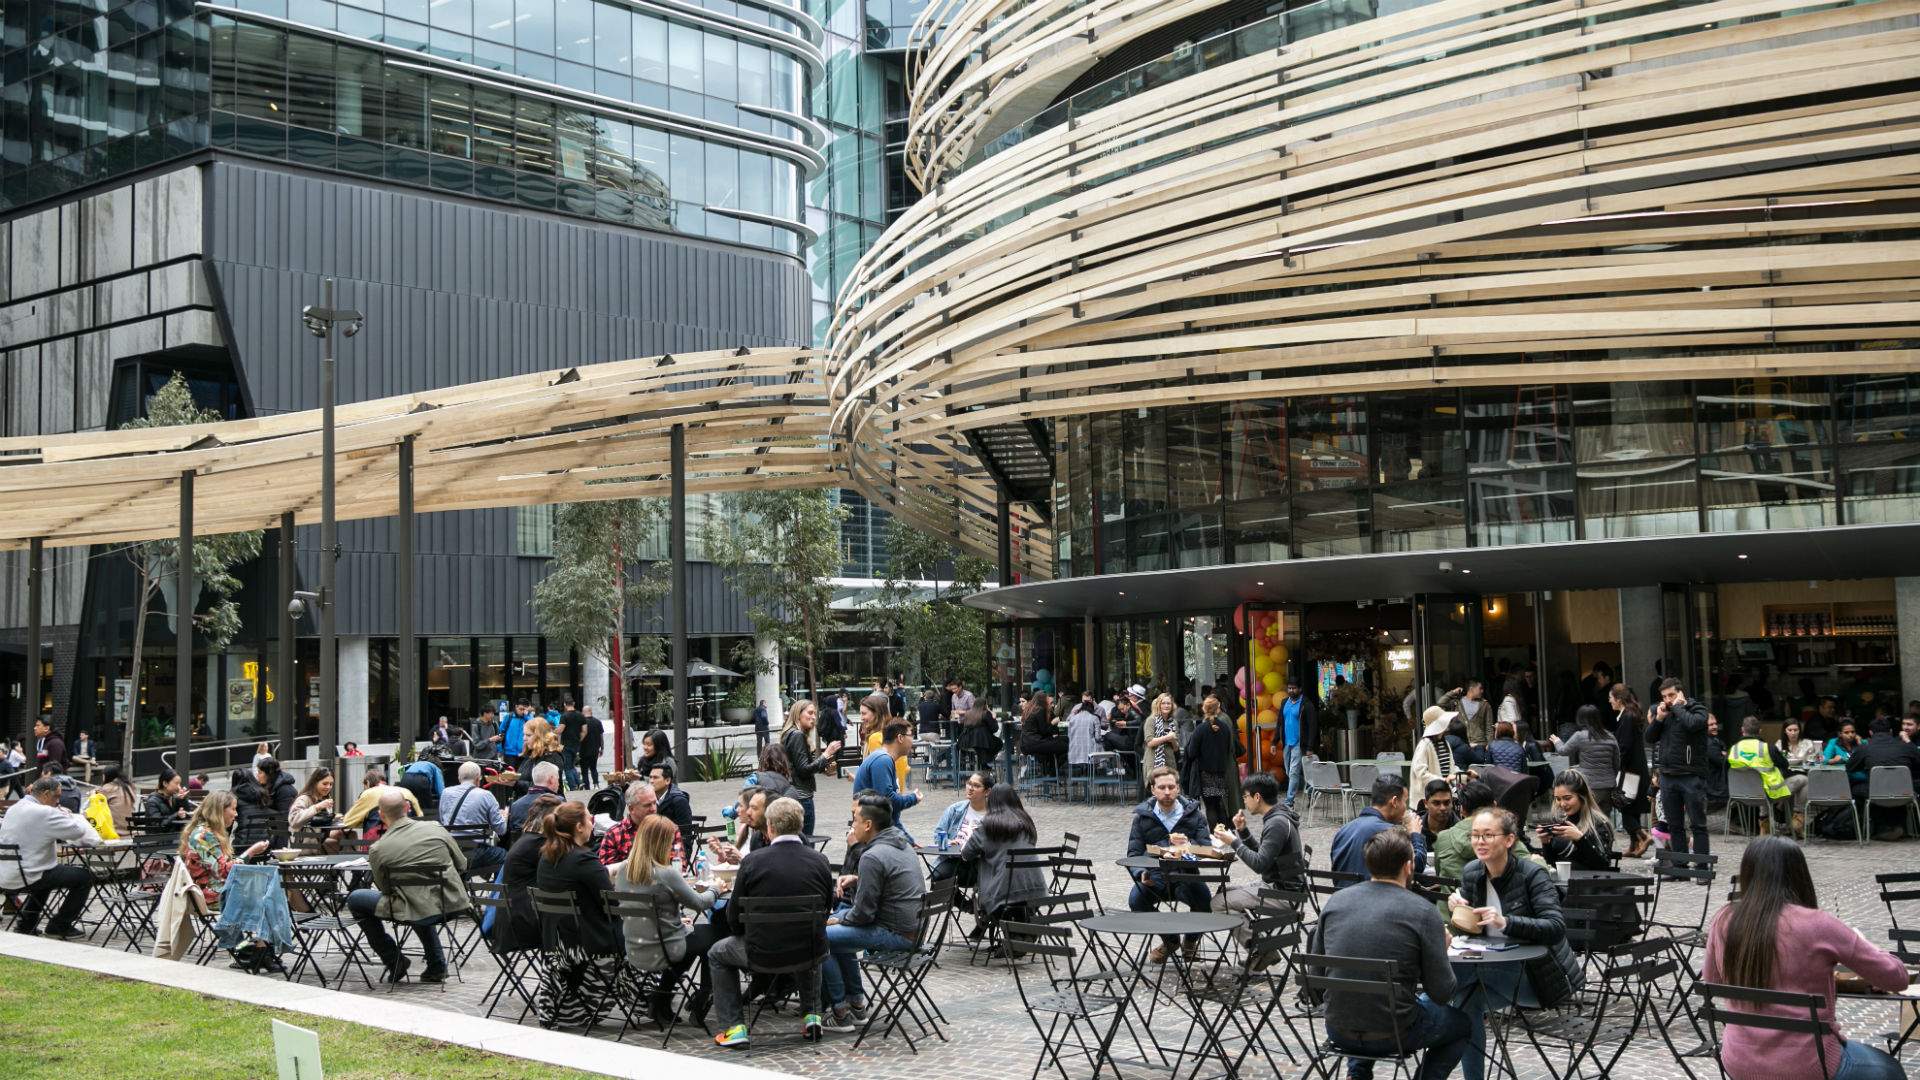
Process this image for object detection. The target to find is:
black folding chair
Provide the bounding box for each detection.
[732,893,831,1053]
[1194,911,1303,1077]
[1047,857,1102,908]
[965,848,1057,966]
[855,878,957,1051]
[1524,936,1691,1080]
[378,867,473,989]
[600,893,683,1045]
[1695,981,1835,1080]
[468,882,540,1021]
[1003,919,1130,1080]
[1303,868,1361,918]
[1293,954,1423,1080]
[530,887,633,1035]
[1649,849,1718,979]
[1877,871,1920,933]
[279,866,378,990]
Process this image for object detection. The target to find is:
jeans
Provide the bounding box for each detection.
[795,795,816,838]
[1285,744,1306,807]
[1128,871,1213,949]
[347,888,446,971]
[1330,994,1473,1080]
[821,922,913,1007]
[1218,883,1293,949]
[1453,955,1540,1080]
[561,746,581,790]
[1834,1037,1908,1080]
[1659,772,1711,855]
[466,844,508,876]
[15,864,91,934]
[708,934,822,1027]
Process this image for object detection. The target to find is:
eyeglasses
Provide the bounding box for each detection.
[1468,832,1508,842]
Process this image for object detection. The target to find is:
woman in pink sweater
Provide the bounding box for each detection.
[1702,836,1911,1080]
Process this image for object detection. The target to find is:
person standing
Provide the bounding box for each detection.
[31,718,66,773]
[1280,678,1318,809]
[1181,694,1240,827]
[852,722,921,835]
[1458,680,1491,747]
[578,705,603,790]
[555,698,585,791]
[1649,677,1712,856]
[1610,683,1653,857]
[500,702,527,769]
[752,699,771,754]
[781,700,842,837]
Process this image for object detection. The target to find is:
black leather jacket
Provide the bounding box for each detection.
[1457,855,1584,1007]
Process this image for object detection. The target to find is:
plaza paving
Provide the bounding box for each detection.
[69,771,1920,1079]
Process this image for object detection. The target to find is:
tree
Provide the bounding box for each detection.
[862,519,991,690]
[529,499,670,769]
[706,489,846,701]
[116,373,264,772]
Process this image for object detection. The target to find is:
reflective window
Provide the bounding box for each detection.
[553,0,593,63]
[1701,447,1833,531]
[1226,497,1288,563]
[1698,377,1828,452]
[1293,489,1369,558]
[1838,373,1920,444]
[1167,404,1221,510]
[1373,390,1463,483]
[514,0,553,54]
[1226,401,1287,501]
[1373,480,1465,552]
[1470,468,1574,546]
[1579,458,1698,538]
[1573,383,1694,462]
[704,31,737,101]
[1466,385,1569,473]
[593,1,629,72]
[431,0,473,36]
[474,0,513,43]
[1289,395,1366,494]
[1123,409,1168,517]
[668,21,702,93]
[1842,442,1920,524]
[632,14,667,83]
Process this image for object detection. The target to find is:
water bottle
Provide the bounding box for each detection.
[694,846,710,882]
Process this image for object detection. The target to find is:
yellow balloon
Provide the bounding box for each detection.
[1271,644,1288,662]
[1262,672,1282,694]
[1256,693,1273,711]
[1253,656,1272,678]
[1257,708,1279,727]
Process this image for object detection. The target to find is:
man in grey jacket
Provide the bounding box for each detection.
[821,800,925,1031]
[1212,771,1306,963]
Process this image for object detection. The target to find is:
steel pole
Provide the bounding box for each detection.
[176,471,194,770]
[24,537,42,748]
[669,423,688,762]
[397,435,416,753]
[318,278,338,762]
[278,512,296,762]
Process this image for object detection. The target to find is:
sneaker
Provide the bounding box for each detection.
[1148,944,1170,964]
[803,1014,824,1042]
[822,1009,858,1033]
[714,1024,750,1048]
[43,926,86,941]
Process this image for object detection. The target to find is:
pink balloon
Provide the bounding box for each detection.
[1233,605,1247,634]
[1234,666,1249,693]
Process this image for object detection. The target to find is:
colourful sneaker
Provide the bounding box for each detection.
[822,1008,858,1033]
[803,1013,824,1042]
[714,1024,749,1048]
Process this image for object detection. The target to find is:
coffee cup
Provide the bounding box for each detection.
[1450,905,1482,935]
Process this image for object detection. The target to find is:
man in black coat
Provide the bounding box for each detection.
[1126,767,1213,963]
[707,795,836,1047]
[1847,717,1920,840]
[1647,677,1711,855]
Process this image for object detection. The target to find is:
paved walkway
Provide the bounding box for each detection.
[41,770,1920,1079]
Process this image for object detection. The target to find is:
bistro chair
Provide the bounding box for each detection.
[1723,769,1773,836]
[600,893,697,1047]
[279,865,377,990]
[732,893,831,1052]
[1002,920,1130,1080]
[855,879,958,1052]
[1292,954,1421,1080]
[1803,768,1862,844]
[1876,870,1920,932]
[468,882,541,1022]
[530,887,630,1035]
[1345,763,1381,818]
[1303,760,1350,826]
[1695,982,1835,1080]
[1867,766,1920,838]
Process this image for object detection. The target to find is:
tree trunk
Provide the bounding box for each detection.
[122,575,153,775]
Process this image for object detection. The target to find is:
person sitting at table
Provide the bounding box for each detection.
[957,782,1048,934]
[1417,780,1456,853]
[289,768,337,830]
[1212,771,1306,965]
[1017,694,1069,775]
[438,761,509,875]
[599,780,681,869]
[1703,836,1911,1080]
[821,797,924,1033]
[1067,697,1102,776]
[533,800,622,1029]
[1307,830,1469,1080]
[0,775,101,939]
[636,729,676,784]
[647,763,695,852]
[1845,717,1920,840]
[1775,718,1822,808]
[96,764,139,835]
[341,766,422,838]
[1330,774,1427,885]
[616,814,728,1027]
[1126,766,1214,964]
[348,788,468,983]
[163,790,277,966]
[504,762,563,843]
[708,787,768,866]
[929,770,993,892]
[1727,715,1796,831]
[1431,781,1539,882]
[1448,807,1584,1080]
[143,768,192,826]
[495,794,565,953]
[1410,707,1461,797]
[1486,720,1528,774]
[1535,770,1614,871]
[709,796,837,1048]
[1822,720,1862,764]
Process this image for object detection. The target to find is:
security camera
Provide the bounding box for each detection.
[289,590,321,619]
[1438,560,1453,573]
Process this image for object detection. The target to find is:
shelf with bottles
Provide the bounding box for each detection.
[1760,602,1896,639]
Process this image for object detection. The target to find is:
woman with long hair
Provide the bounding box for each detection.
[1703,837,1910,1080]
[1145,693,1181,772]
[1609,683,1653,857]
[636,729,676,780]
[1558,704,1620,807]
[780,699,840,837]
[1180,695,1240,828]
[753,742,795,801]
[519,717,564,775]
[1497,675,1527,734]
[497,793,565,953]
[1538,770,1614,871]
[289,767,336,829]
[175,790,281,970]
[532,800,620,1030]
[615,814,726,1026]
[957,783,1048,927]
[1017,692,1068,773]
[1775,718,1820,822]
[859,693,909,789]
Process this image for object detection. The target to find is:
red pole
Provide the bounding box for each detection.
[610,528,628,773]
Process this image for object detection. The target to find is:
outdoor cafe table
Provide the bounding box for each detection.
[1449,943,1550,1080]
[1836,970,1920,1059]
[1080,911,1246,1079]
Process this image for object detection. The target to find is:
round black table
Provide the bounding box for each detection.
[1115,854,1162,872]
[1081,911,1243,937]
[1449,943,1550,1080]
[1082,912,1246,1078]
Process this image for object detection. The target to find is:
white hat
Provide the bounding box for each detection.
[1128,684,1147,699]
[1422,705,1458,738]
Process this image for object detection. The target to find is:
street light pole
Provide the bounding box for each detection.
[301,281,362,767]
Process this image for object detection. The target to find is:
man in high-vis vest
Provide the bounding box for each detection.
[1727,715,1794,833]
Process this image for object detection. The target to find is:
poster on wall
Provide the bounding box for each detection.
[112,678,134,724]
[227,677,257,723]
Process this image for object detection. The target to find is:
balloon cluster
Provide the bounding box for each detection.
[1233,606,1289,730]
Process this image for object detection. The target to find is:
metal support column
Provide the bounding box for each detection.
[396,435,417,753]
[1533,592,1550,730]
[995,493,1012,587]
[1082,615,1098,699]
[669,423,688,760]
[318,283,339,763]
[277,513,296,760]
[24,537,42,746]
[176,471,194,770]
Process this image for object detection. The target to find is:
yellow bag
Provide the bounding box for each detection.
[83,790,119,840]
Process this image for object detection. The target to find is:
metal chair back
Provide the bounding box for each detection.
[1696,981,1834,1080]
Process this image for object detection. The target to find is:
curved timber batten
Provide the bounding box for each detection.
[832,0,1920,580]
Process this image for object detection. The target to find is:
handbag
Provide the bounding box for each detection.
[1610,771,1642,810]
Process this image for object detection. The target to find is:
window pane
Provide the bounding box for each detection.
[1698,377,1828,452]
[1578,458,1698,538]
[738,41,769,107]
[1842,442,1920,525]
[1465,385,1569,473]
[668,22,701,93]
[430,0,472,34]
[427,75,470,157]
[770,51,794,111]
[633,13,666,83]
[470,86,514,164]
[382,65,427,148]
[1838,373,1920,444]
[1292,489,1368,558]
[1174,512,1222,568]
[737,148,771,213]
[1226,497,1288,563]
[474,0,513,42]
[514,0,552,54]
[513,96,553,173]
[1129,514,1170,573]
[555,106,591,179]
[1373,390,1462,483]
[668,131,701,203]
[1470,468,1574,547]
[1573,382,1693,462]
[553,0,591,62]
[593,0,628,71]
[1289,395,1366,494]
[1701,447,1833,531]
[284,37,333,131]
[1094,414,1124,523]
[1373,479,1465,552]
[1226,400,1287,500]
[1123,409,1167,517]
[1167,404,1221,510]
[703,31,735,101]
[703,139,736,206]
[230,24,286,120]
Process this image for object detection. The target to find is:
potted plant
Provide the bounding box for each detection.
[721,680,755,724]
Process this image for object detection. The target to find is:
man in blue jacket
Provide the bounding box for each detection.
[852,721,921,837]
[500,702,527,768]
[1127,766,1213,963]
[1330,773,1426,885]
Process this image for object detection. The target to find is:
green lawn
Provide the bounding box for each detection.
[0,954,611,1079]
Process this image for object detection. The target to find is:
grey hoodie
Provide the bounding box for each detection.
[842,825,925,939]
[1232,803,1307,891]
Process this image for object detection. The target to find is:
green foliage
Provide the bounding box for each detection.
[862,518,992,689]
[722,680,756,709]
[116,373,264,767]
[529,499,671,678]
[690,746,748,782]
[706,489,846,698]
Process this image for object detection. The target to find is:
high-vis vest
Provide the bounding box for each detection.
[1728,738,1791,800]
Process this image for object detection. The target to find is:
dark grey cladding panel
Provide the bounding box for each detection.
[207,161,807,638]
